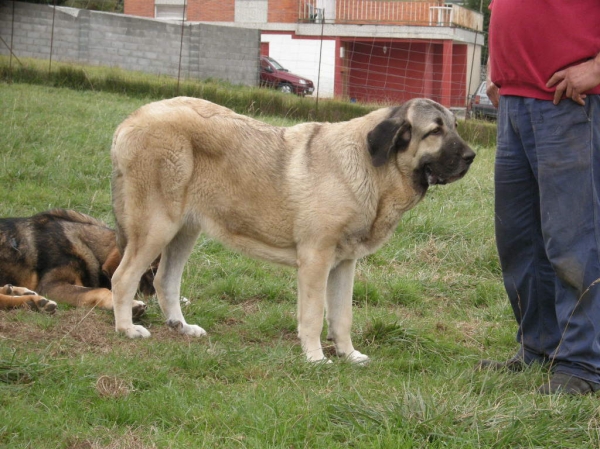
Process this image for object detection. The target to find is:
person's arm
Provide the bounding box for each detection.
[486,56,500,108]
[546,52,600,105]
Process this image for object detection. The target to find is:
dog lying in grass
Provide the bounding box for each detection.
[0,209,155,316]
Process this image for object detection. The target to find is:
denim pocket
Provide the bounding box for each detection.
[535,100,591,138]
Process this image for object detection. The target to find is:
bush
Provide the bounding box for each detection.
[0,56,496,147]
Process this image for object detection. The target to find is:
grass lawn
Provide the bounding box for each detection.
[1,82,600,448]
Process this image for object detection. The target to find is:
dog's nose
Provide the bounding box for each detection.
[463,149,476,165]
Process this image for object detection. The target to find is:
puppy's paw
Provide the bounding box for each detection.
[132,301,147,320]
[121,325,151,339]
[26,296,58,314]
[166,320,207,337]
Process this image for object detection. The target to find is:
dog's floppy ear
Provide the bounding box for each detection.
[367,119,412,167]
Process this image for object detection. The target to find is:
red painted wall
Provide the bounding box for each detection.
[260,42,270,56]
[345,40,466,107]
[451,44,468,106]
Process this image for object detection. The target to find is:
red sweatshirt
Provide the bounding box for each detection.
[489,0,600,100]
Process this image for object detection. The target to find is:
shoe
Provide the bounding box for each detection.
[476,356,527,372]
[538,372,600,395]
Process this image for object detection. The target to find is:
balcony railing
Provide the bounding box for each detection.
[299,1,483,31]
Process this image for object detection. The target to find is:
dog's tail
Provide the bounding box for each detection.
[111,171,128,255]
[113,215,127,255]
[41,209,108,229]
[111,131,128,255]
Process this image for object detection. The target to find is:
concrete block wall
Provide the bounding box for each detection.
[0,1,260,86]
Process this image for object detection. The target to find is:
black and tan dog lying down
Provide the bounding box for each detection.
[0,209,155,315]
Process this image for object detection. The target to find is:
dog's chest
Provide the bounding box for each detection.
[335,189,422,260]
[335,224,397,261]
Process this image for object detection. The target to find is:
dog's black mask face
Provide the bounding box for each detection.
[418,134,475,187]
[366,99,475,187]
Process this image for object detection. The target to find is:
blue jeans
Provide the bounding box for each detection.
[495,95,600,383]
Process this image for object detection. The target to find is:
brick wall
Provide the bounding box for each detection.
[188,0,234,21]
[123,0,237,21]
[267,0,297,23]
[124,0,154,18]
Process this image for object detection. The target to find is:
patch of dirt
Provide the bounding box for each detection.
[0,306,206,358]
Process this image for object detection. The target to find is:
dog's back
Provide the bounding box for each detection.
[111,97,300,264]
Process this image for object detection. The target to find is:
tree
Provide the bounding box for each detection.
[463,0,491,64]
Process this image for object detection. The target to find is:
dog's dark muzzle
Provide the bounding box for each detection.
[423,143,475,186]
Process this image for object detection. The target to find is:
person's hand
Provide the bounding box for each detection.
[486,80,499,108]
[547,55,600,105]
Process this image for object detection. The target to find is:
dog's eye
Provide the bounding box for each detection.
[424,128,442,138]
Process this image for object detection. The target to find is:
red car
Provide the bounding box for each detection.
[260,56,315,96]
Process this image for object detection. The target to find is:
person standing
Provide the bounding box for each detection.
[481,0,600,394]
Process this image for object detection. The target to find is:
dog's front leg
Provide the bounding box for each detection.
[326,259,369,364]
[296,247,334,362]
[0,285,57,314]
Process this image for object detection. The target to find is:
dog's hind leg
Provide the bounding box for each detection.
[155,225,206,337]
[325,259,369,364]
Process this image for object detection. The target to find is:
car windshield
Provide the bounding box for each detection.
[267,57,287,71]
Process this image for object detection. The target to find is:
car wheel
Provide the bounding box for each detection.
[278,83,293,94]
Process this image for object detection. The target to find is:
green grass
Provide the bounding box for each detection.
[1,56,496,147]
[0,56,374,123]
[2,82,598,449]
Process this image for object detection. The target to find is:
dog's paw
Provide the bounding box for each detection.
[344,350,370,365]
[166,320,207,337]
[182,324,207,337]
[26,296,58,314]
[4,285,37,296]
[313,358,333,364]
[122,325,151,339]
[305,351,331,364]
[132,301,147,320]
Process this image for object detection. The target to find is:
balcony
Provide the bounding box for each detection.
[299,0,483,31]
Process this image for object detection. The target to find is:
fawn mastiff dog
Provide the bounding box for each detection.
[0,209,155,315]
[110,97,475,363]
